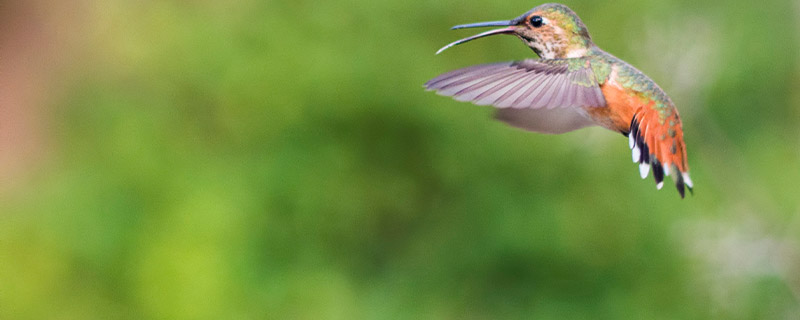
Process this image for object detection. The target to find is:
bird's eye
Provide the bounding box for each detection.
[529,15,544,28]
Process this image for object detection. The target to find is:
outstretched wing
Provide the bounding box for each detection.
[424,58,606,109]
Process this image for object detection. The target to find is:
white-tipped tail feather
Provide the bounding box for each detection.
[639,163,650,179]
[682,172,694,188]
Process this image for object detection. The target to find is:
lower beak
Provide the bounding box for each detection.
[436,20,517,55]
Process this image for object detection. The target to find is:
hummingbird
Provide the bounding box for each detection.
[425,3,694,197]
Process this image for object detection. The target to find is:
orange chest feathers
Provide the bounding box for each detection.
[583,79,644,133]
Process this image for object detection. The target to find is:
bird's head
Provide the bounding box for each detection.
[437,3,594,59]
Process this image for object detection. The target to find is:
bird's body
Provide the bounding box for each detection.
[426,3,693,197]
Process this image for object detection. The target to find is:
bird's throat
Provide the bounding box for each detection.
[520,36,589,59]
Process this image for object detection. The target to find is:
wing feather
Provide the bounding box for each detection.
[494,74,539,108]
[547,75,568,109]
[434,67,509,92]
[453,69,524,101]
[426,58,606,109]
[535,74,564,109]
[473,72,528,103]
[520,72,556,108]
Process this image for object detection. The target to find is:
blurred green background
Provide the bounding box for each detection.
[1,0,799,319]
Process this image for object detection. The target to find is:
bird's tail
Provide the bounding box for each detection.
[628,106,693,198]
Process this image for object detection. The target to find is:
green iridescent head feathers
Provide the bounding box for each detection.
[531,3,592,44]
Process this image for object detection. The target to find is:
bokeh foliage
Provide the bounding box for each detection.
[2,0,799,319]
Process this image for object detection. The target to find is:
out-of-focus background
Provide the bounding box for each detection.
[1,0,799,318]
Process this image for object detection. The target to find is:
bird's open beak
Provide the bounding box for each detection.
[436,20,519,55]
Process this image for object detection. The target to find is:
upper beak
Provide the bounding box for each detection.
[435,19,519,55]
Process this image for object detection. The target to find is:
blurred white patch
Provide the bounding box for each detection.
[676,213,800,316]
[629,133,635,149]
[631,145,640,162]
[566,47,588,59]
[682,172,694,188]
[639,162,649,178]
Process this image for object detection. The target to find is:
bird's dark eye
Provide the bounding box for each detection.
[529,15,543,28]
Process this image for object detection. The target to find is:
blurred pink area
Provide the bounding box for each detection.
[0,1,84,189]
